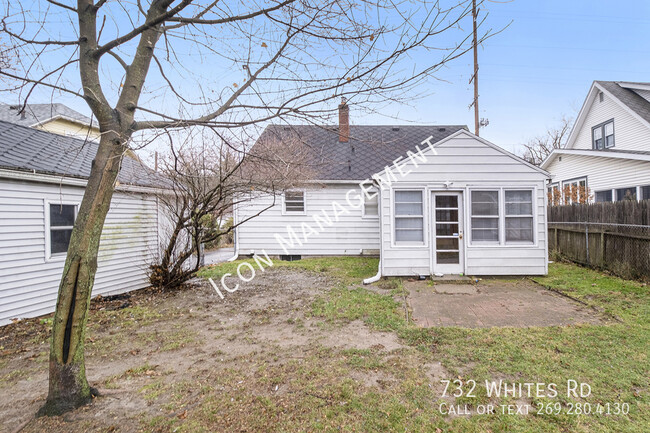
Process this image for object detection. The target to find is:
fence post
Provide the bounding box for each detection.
[600,229,605,265]
[585,223,590,265]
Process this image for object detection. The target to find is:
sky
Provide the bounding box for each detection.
[6,0,650,156]
[366,0,650,153]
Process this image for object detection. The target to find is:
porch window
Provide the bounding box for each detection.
[394,190,423,243]
[505,190,534,243]
[470,191,499,243]
[49,204,76,255]
[284,191,305,213]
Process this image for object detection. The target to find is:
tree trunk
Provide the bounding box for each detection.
[38,130,126,416]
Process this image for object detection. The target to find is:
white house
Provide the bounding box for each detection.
[542,81,650,202]
[0,120,170,325]
[235,101,550,278]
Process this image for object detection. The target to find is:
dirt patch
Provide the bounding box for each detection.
[406,278,609,328]
[0,268,419,433]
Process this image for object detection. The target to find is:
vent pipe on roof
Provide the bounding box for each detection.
[338,97,349,143]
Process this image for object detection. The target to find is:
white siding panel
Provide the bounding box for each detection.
[571,91,650,152]
[236,185,380,255]
[546,153,650,193]
[0,178,163,325]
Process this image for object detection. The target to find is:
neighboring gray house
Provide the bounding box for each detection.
[542,81,650,202]
[0,120,169,325]
[235,101,550,278]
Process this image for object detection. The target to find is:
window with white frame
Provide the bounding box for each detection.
[595,190,613,203]
[563,178,587,204]
[505,190,534,243]
[642,185,650,200]
[470,191,499,243]
[394,190,423,243]
[49,203,76,255]
[284,191,305,212]
[363,189,379,217]
[615,186,637,201]
[592,120,614,149]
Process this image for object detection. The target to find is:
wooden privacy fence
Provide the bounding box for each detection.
[548,200,650,280]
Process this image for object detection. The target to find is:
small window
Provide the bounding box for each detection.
[49,204,76,255]
[642,185,650,200]
[470,190,499,243]
[547,183,560,206]
[615,187,637,201]
[595,190,613,203]
[599,92,604,102]
[505,190,534,243]
[363,190,379,217]
[394,190,423,243]
[284,191,305,213]
[592,120,614,149]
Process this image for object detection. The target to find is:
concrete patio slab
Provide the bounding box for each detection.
[405,279,606,328]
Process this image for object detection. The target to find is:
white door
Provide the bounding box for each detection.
[432,192,464,274]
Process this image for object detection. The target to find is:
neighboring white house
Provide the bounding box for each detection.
[0,120,169,325]
[235,101,550,277]
[542,81,650,202]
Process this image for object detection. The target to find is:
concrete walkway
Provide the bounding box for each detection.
[203,247,235,266]
[405,278,605,328]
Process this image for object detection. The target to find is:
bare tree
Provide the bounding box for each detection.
[151,127,313,289]
[521,116,573,166]
[1,0,495,414]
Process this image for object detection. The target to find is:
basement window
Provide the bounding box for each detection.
[48,203,77,256]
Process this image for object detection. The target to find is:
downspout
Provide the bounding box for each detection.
[363,186,382,284]
[226,202,239,262]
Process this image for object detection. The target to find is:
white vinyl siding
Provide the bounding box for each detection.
[236,185,380,255]
[379,131,548,277]
[572,89,650,152]
[545,153,650,202]
[0,178,166,325]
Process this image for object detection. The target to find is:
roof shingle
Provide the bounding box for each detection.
[256,124,467,181]
[0,120,163,188]
[596,81,650,126]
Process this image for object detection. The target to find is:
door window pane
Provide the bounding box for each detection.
[435,195,458,208]
[436,238,459,251]
[437,251,459,264]
[436,223,458,236]
[436,209,458,222]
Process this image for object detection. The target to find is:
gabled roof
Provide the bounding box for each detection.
[595,81,650,126]
[0,102,96,129]
[254,124,467,181]
[0,120,163,188]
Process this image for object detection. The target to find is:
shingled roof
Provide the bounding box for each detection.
[596,81,650,126]
[0,102,96,128]
[256,124,467,181]
[0,120,163,188]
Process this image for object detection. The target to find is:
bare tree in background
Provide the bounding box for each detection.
[151,127,313,289]
[521,116,573,166]
[1,0,495,414]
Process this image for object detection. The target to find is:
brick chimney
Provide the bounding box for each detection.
[338,97,349,143]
